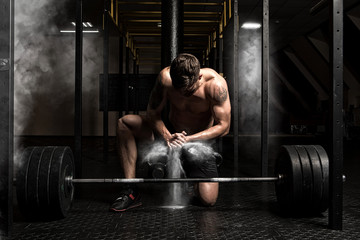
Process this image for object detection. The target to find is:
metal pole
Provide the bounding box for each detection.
[133,53,137,113]
[217,31,224,154]
[261,0,270,177]
[75,0,83,178]
[217,30,223,74]
[329,0,343,230]
[103,1,110,163]
[135,53,139,114]
[233,0,239,175]
[125,47,129,114]
[161,0,184,68]
[118,36,123,116]
[71,176,280,184]
[0,0,14,237]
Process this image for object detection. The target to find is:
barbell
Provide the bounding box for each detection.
[16,144,331,220]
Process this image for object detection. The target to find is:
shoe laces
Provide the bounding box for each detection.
[115,193,129,201]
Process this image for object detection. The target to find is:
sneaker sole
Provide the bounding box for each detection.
[110,202,142,212]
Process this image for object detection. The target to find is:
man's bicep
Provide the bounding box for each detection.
[212,102,231,125]
[212,82,231,125]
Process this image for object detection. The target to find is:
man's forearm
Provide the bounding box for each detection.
[146,112,172,141]
[186,123,229,142]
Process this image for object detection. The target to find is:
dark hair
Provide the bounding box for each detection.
[170,53,201,96]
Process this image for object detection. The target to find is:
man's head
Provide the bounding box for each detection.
[170,53,201,97]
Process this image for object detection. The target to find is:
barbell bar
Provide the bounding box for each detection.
[67,176,282,184]
[16,144,332,220]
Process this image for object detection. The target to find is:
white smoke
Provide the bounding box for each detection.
[238,29,262,133]
[14,0,74,136]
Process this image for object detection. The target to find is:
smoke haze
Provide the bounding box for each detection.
[238,29,262,133]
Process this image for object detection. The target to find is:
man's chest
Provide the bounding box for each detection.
[168,93,210,114]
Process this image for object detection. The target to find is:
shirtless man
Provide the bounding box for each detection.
[110,53,231,212]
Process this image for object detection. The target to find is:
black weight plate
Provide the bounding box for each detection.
[295,145,313,211]
[16,147,36,217]
[275,145,303,212]
[26,147,44,216]
[313,145,329,212]
[305,145,323,213]
[49,146,74,219]
[37,147,56,216]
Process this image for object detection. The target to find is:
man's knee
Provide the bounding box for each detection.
[117,115,142,134]
[198,182,218,207]
[117,114,154,142]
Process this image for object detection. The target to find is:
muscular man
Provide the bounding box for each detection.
[110,53,231,212]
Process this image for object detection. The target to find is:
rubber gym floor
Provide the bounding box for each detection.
[12,135,360,239]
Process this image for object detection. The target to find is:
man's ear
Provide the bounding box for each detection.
[198,74,203,80]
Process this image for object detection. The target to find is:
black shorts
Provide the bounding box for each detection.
[146,119,220,178]
[180,142,220,178]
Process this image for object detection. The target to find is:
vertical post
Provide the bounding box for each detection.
[233,0,239,175]
[217,30,223,154]
[261,0,269,177]
[133,53,137,113]
[0,0,14,237]
[329,0,343,230]
[217,30,223,74]
[125,46,129,114]
[103,0,110,162]
[118,35,123,116]
[75,0,83,177]
[161,0,184,67]
[135,50,140,114]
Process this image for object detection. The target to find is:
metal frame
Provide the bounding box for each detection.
[103,0,110,162]
[329,0,343,231]
[118,36,124,116]
[0,0,14,236]
[75,0,83,177]
[233,0,239,175]
[125,46,130,114]
[261,0,269,177]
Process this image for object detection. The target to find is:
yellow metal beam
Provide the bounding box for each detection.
[223,0,227,27]
[111,0,114,18]
[228,0,231,19]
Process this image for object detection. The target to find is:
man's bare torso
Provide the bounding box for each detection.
[161,68,222,135]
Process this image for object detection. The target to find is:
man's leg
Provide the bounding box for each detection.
[110,114,153,212]
[181,143,220,207]
[117,114,154,178]
[197,182,219,206]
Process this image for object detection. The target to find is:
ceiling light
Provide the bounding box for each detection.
[60,29,99,33]
[70,22,93,28]
[241,22,261,29]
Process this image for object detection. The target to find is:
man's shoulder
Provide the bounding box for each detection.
[158,67,172,86]
[202,68,227,88]
[202,69,228,103]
